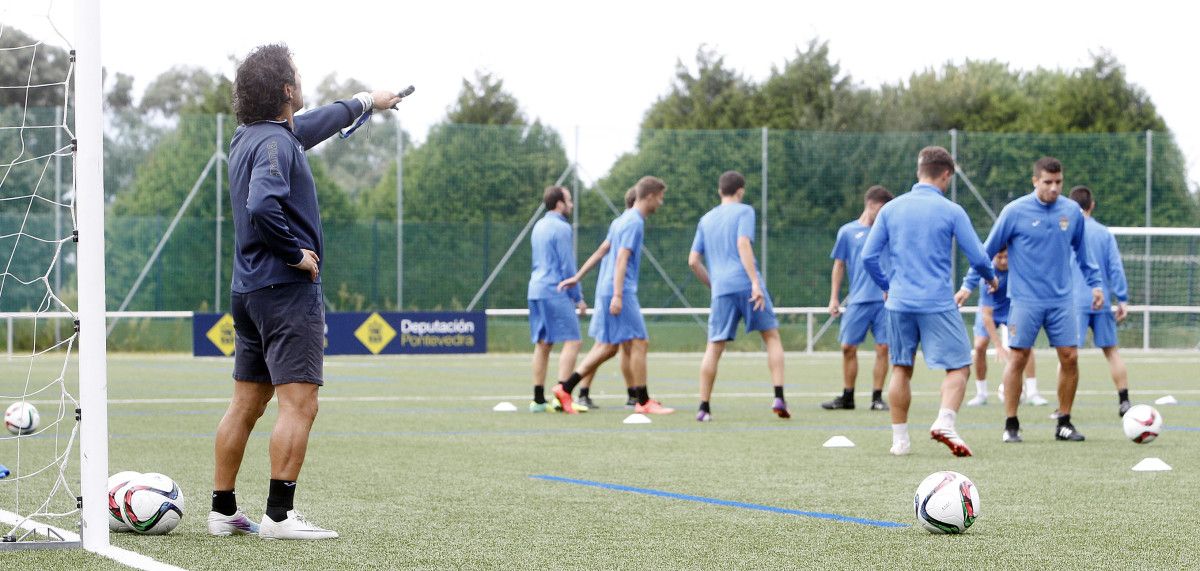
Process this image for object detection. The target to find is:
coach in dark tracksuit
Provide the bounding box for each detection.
[209,43,402,540]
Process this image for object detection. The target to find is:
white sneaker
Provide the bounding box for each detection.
[889,439,911,456]
[259,510,339,540]
[207,509,260,536]
[966,393,988,406]
[1026,393,1049,406]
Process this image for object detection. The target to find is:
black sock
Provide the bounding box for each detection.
[1005,416,1020,431]
[1117,389,1129,403]
[842,388,854,401]
[579,387,590,399]
[773,386,784,399]
[211,489,237,516]
[265,479,296,522]
[637,386,650,405]
[533,385,545,404]
[871,389,883,402]
[1057,414,1071,427]
[626,387,637,399]
[561,372,583,394]
[699,401,710,413]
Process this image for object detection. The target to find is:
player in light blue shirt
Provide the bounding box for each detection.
[553,176,675,416]
[688,171,788,422]
[1068,185,1132,417]
[527,186,587,413]
[981,157,1104,444]
[823,185,894,412]
[861,146,997,458]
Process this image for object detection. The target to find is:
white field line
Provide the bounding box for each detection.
[0,509,185,571]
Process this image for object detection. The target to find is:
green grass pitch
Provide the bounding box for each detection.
[3,350,1198,570]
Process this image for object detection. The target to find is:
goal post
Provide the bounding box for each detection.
[74,0,110,551]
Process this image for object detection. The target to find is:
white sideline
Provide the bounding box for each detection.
[0,509,185,571]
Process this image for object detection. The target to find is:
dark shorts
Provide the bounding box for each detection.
[231,282,325,385]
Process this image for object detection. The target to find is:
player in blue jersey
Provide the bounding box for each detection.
[553,177,675,415]
[213,44,401,540]
[1069,185,1132,417]
[981,158,1104,443]
[954,249,1040,406]
[861,146,997,457]
[823,185,894,412]
[528,186,588,413]
[688,171,788,421]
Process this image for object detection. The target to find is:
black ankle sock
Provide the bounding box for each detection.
[842,388,854,400]
[561,372,583,394]
[533,385,545,404]
[211,489,237,516]
[699,401,711,413]
[773,386,784,399]
[626,387,637,399]
[1057,414,1071,426]
[265,479,296,522]
[871,389,883,401]
[1005,416,1020,431]
[1117,389,1129,403]
[636,386,650,405]
[579,387,590,399]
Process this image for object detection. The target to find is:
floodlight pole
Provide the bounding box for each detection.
[76,0,111,551]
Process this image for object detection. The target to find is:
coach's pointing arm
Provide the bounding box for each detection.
[293,90,403,150]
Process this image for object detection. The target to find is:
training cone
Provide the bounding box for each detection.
[822,435,855,448]
[623,413,652,424]
[1155,395,1178,405]
[492,402,518,412]
[1132,458,1172,472]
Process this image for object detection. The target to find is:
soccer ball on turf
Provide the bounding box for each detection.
[914,471,980,534]
[117,472,185,535]
[4,402,40,435]
[1122,404,1163,444]
[108,471,142,531]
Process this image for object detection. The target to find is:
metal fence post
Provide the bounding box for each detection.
[215,113,223,312]
[1144,130,1152,350]
[396,121,404,310]
[761,127,768,288]
[950,129,958,283]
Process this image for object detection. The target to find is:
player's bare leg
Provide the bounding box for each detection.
[529,342,554,412]
[870,343,889,410]
[1052,346,1085,441]
[620,341,635,405]
[554,341,619,414]
[823,344,859,410]
[887,365,913,455]
[630,338,672,414]
[210,380,273,536]
[696,340,726,421]
[968,336,989,405]
[555,340,586,409]
[1002,347,1031,442]
[762,328,789,418]
[929,367,972,457]
[1103,346,1131,416]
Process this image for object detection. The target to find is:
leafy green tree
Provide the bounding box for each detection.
[642,47,757,129]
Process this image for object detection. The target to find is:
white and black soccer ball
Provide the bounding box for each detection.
[107,471,142,531]
[4,402,40,435]
[1122,404,1163,444]
[914,471,980,534]
[117,472,185,535]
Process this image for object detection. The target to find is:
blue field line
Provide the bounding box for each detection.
[530,475,909,528]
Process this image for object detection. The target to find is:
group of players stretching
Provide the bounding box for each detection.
[527,147,1131,457]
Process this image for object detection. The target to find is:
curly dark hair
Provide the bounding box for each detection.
[233,44,295,125]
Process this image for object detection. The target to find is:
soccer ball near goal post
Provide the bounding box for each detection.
[4,402,40,436]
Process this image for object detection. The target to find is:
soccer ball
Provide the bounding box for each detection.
[914,471,980,534]
[107,471,142,531]
[116,472,185,535]
[4,402,40,435]
[1122,404,1163,444]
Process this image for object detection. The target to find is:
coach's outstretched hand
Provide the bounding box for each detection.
[371,90,403,111]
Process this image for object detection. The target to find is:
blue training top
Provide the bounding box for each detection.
[1071,216,1128,312]
[228,98,368,293]
[528,211,583,302]
[962,268,1011,323]
[595,208,645,298]
[982,191,1101,309]
[691,203,760,297]
[830,219,888,305]
[862,182,995,314]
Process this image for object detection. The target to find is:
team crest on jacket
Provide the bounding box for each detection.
[1058,216,1069,231]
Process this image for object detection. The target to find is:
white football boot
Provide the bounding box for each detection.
[259,510,339,540]
[207,509,260,536]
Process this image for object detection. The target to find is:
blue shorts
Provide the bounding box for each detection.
[887,309,972,370]
[972,313,1008,339]
[708,290,778,342]
[588,294,647,344]
[1077,309,1118,348]
[1008,303,1077,348]
[838,302,888,346]
[528,296,581,344]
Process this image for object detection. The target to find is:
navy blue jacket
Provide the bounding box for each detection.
[228,99,366,293]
